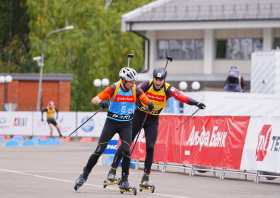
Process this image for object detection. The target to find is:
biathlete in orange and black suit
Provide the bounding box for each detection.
[107,67,206,191]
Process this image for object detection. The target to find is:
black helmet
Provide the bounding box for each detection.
[153,67,167,79]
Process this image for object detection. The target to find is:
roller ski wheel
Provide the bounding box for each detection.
[139,171,154,193]
[119,175,137,195]
[119,187,137,195]
[74,184,79,191]
[139,184,155,193]
[103,178,120,188]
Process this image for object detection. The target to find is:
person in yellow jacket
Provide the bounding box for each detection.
[107,67,206,190]
[41,100,63,137]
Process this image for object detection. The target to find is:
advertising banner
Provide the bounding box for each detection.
[240,116,280,173]
[178,116,250,169]
[0,112,33,136]
[33,112,76,137]
[103,140,118,154]
[77,112,107,137]
[131,115,176,162]
[132,115,250,170]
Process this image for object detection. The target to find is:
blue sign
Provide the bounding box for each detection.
[81,117,95,132]
[103,140,118,154]
[168,97,181,113]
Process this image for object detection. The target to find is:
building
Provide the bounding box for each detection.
[0,73,73,111]
[122,0,280,91]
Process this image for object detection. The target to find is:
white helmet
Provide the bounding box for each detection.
[119,67,138,81]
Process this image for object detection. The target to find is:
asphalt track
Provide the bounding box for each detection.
[0,141,279,198]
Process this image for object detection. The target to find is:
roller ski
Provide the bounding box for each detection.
[139,171,155,193]
[119,174,137,195]
[74,168,89,191]
[103,167,120,188]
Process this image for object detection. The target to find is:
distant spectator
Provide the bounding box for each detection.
[224,66,246,92]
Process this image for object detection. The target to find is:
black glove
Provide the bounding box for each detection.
[147,101,154,110]
[100,100,109,109]
[196,102,206,109]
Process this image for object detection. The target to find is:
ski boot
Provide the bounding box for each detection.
[119,173,137,195]
[103,167,120,188]
[74,168,89,191]
[139,171,155,193]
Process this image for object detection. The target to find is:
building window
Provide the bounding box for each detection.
[273,38,280,49]
[254,39,263,51]
[216,38,263,60]
[170,40,182,60]
[157,39,204,60]
[158,40,169,59]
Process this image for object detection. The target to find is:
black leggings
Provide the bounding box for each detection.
[85,118,132,175]
[112,109,159,173]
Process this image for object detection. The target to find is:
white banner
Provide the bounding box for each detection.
[33,112,76,137]
[77,112,107,137]
[240,116,280,173]
[183,92,280,116]
[0,112,32,136]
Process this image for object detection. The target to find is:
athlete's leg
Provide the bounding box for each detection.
[54,124,62,137]
[48,123,53,137]
[84,119,117,173]
[118,122,133,176]
[143,121,159,173]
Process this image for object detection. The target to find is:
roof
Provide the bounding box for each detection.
[0,73,73,81]
[122,0,280,32]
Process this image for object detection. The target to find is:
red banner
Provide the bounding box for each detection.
[131,115,250,170]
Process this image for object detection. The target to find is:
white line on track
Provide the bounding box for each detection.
[0,168,189,198]
[0,170,164,175]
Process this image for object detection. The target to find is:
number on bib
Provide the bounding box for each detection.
[121,106,126,113]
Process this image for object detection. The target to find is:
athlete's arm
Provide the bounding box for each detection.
[166,86,199,105]
[92,96,102,105]
[93,84,116,105]
[138,80,150,92]
[55,107,59,119]
[136,87,150,105]
[41,108,47,121]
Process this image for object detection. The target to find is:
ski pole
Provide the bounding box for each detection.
[130,110,149,155]
[176,108,200,130]
[68,108,103,137]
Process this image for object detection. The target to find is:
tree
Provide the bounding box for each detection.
[27,0,153,111]
[0,0,37,73]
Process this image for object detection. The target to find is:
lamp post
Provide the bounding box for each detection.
[179,81,188,92]
[35,26,74,111]
[93,78,110,90]
[0,75,13,111]
[191,81,201,91]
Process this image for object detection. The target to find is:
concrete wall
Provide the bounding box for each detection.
[213,60,251,74]
[275,28,280,37]
[215,29,263,38]
[157,30,204,39]
[155,60,203,74]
